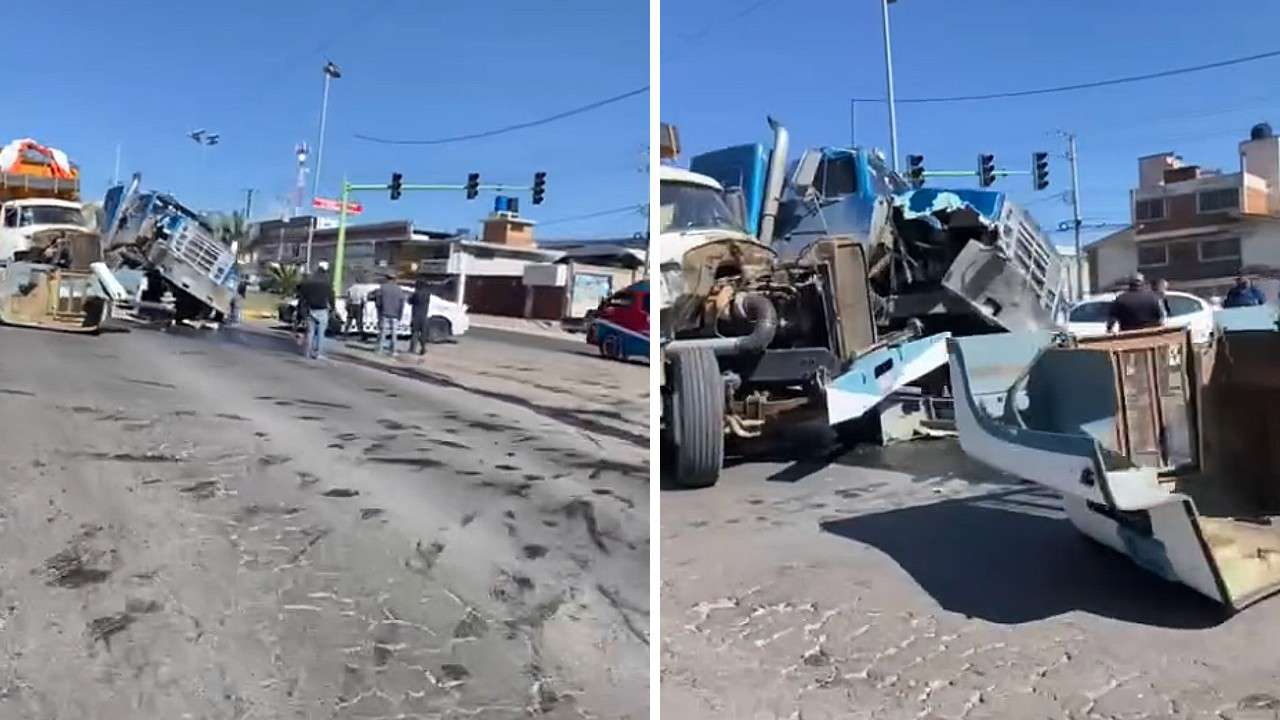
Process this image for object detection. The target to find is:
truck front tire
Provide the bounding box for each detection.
[669,346,724,488]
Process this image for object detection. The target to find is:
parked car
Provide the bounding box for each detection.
[586,280,648,361]
[1066,290,1214,344]
[278,283,469,341]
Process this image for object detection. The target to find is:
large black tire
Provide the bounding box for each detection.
[669,346,724,488]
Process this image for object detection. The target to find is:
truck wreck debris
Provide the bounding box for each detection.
[950,307,1280,610]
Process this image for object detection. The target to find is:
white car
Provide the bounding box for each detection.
[336,283,470,341]
[282,281,473,340]
[1065,290,1214,344]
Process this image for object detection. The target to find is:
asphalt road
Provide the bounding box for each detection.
[466,326,611,359]
[662,435,1280,720]
[0,320,649,719]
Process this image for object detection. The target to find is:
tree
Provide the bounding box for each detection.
[263,262,302,296]
[205,211,249,252]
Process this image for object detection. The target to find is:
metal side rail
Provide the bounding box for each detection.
[825,331,951,426]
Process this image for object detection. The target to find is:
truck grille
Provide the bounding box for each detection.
[166,221,233,284]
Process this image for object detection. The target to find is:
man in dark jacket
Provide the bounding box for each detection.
[1106,273,1166,333]
[1223,276,1266,308]
[407,278,432,355]
[296,263,335,359]
[376,274,406,357]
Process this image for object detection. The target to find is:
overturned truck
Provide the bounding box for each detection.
[951,308,1280,610]
[101,174,238,323]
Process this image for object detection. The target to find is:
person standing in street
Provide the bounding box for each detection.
[1223,276,1266,308]
[229,277,249,325]
[296,262,335,360]
[1106,273,1167,333]
[376,273,406,357]
[344,283,366,338]
[1154,277,1172,317]
[407,278,432,356]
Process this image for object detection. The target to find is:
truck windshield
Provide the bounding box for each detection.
[19,206,84,228]
[660,181,745,234]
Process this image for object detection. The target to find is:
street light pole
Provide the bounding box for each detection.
[307,61,341,273]
[880,0,900,173]
[313,62,341,200]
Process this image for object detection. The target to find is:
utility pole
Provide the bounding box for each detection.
[242,188,255,220]
[1064,132,1084,299]
[880,0,900,172]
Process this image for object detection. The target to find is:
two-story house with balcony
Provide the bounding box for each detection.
[1088,123,1280,302]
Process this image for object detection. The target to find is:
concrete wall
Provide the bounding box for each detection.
[1090,235,1138,292]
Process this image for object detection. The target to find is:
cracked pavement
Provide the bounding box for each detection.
[662,436,1280,720]
[0,321,648,719]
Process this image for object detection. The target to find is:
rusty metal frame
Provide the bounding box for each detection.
[1076,327,1198,472]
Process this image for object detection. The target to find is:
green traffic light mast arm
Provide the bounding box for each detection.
[331,178,539,293]
[346,181,536,192]
[920,169,1030,177]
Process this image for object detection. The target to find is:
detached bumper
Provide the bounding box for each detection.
[825,332,951,425]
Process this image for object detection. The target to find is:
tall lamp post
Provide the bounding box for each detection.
[880,0,900,173]
[305,60,341,271]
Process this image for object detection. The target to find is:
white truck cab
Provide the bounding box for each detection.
[0,198,89,262]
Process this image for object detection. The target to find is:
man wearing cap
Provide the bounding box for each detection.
[1106,273,1166,334]
[296,262,335,359]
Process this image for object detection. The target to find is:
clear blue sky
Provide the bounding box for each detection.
[662,0,1280,247]
[5,1,647,238]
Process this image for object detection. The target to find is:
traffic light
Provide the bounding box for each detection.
[389,172,403,201]
[532,171,546,205]
[465,172,480,200]
[906,154,925,188]
[977,154,996,188]
[1032,151,1050,191]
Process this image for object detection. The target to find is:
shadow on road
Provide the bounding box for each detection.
[820,487,1229,629]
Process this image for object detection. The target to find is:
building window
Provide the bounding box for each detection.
[1199,237,1241,261]
[1197,188,1239,213]
[1134,198,1165,221]
[1137,243,1169,267]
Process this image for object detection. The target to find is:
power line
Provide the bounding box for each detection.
[354,86,649,146]
[852,48,1280,104]
[536,204,645,227]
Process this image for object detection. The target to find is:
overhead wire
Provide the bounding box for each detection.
[354,86,649,146]
[535,204,646,226]
[851,48,1280,104]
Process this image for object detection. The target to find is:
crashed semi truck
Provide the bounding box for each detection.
[0,138,123,332]
[660,121,951,488]
[950,308,1280,611]
[659,118,1070,488]
[102,174,238,323]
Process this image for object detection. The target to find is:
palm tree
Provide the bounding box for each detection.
[205,211,248,252]
[266,262,302,296]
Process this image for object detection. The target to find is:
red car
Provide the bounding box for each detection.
[586,280,649,361]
